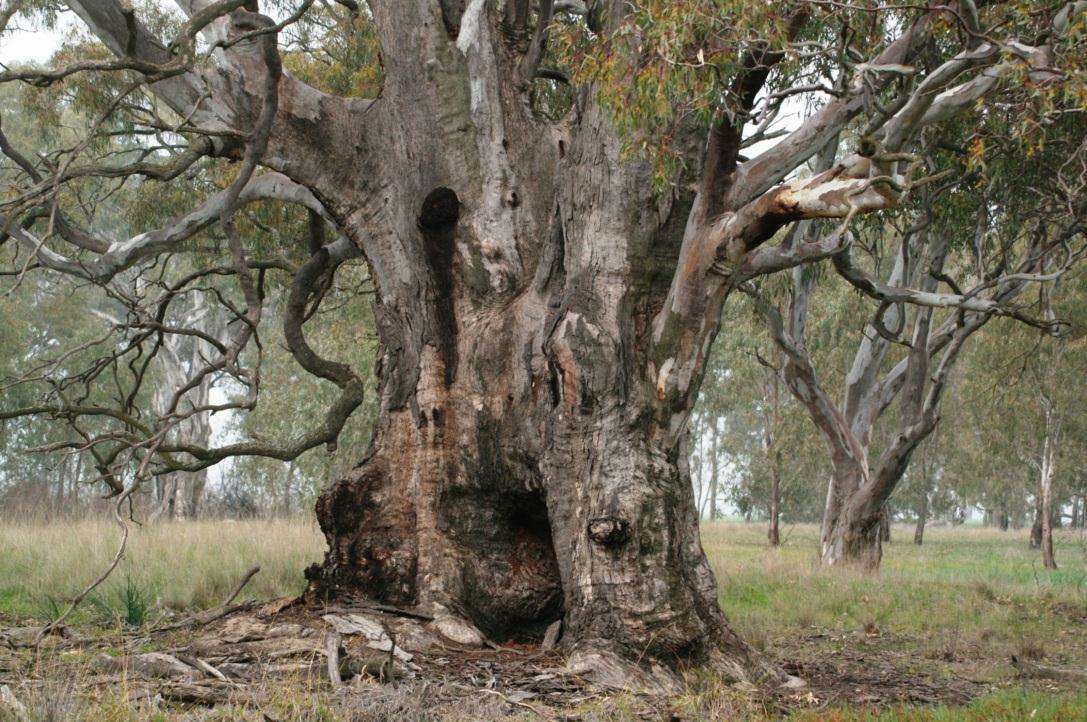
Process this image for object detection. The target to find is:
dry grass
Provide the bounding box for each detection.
[1,518,1085,720]
[0,518,324,624]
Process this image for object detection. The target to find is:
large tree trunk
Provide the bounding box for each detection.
[306,256,770,686]
[296,14,782,682]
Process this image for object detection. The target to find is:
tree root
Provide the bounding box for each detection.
[565,646,682,695]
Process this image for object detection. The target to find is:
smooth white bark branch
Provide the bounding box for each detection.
[725,19,928,210]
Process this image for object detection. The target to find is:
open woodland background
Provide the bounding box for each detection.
[3,246,1085,534]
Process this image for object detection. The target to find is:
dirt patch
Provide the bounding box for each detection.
[775,633,981,709]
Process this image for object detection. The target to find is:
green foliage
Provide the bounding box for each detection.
[549,1,1087,190]
[281,5,383,98]
[116,575,152,628]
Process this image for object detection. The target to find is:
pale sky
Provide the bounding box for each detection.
[0,16,70,65]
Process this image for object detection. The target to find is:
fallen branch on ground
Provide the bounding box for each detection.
[155,566,261,632]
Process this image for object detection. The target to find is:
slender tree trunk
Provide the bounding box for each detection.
[1039,405,1060,570]
[150,476,179,522]
[913,493,927,545]
[52,453,70,519]
[809,233,950,571]
[768,450,781,546]
[282,461,296,517]
[764,368,782,546]
[819,462,884,569]
[998,499,1010,531]
[693,427,706,518]
[175,468,208,520]
[708,422,720,521]
[1031,497,1044,549]
[880,508,891,543]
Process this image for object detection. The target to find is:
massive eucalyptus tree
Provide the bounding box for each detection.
[2,0,1084,687]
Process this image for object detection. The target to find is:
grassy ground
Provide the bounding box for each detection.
[703,522,1087,661]
[0,519,322,625]
[1,519,1085,720]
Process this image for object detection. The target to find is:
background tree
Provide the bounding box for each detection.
[745,102,1087,568]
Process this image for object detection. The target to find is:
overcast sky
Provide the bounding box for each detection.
[0,16,69,65]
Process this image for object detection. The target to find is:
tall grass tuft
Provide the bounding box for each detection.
[116,576,151,628]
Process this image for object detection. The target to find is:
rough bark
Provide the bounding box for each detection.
[294,5,786,686]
